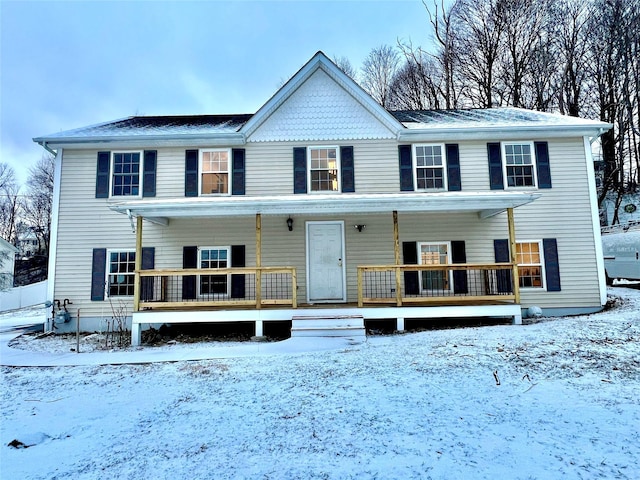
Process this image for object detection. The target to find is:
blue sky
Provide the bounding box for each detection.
[1,0,437,184]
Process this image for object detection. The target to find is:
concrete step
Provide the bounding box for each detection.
[291,315,364,329]
[290,315,365,340]
[290,327,366,338]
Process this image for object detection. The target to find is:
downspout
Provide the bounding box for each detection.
[41,145,63,326]
[590,127,607,145]
[583,134,608,307]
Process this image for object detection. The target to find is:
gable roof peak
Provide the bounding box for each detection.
[240,51,404,139]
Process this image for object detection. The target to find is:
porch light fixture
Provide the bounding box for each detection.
[286,216,293,231]
[354,224,366,232]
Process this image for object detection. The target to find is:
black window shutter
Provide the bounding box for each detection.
[141,247,155,301]
[543,238,561,291]
[493,239,512,294]
[232,148,246,196]
[91,248,107,301]
[340,146,355,193]
[402,241,419,295]
[143,150,157,197]
[446,144,461,191]
[293,147,307,194]
[230,245,246,298]
[451,240,468,294]
[535,142,552,189]
[182,246,198,300]
[487,143,504,190]
[96,151,111,198]
[398,145,413,191]
[185,150,199,197]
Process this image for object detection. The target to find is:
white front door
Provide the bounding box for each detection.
[306,221,346,303]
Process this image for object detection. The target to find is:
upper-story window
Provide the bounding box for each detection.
[503,142,537,188]
[200,149,230,195]
[414,144,447,190]
[111,152,141,197]
[309,147,340,192]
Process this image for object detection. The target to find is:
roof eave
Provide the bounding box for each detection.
[397,124,613,142]
[33,132,247,149]
[109,192,542,224]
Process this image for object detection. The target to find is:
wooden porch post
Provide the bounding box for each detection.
[133,215,143,312]
[256,214,262,309]
[393,210,402,306]
[507,208,521,304]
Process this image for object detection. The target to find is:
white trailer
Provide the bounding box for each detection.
[601,222,640,284]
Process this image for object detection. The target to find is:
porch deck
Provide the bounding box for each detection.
[131,302,522,346]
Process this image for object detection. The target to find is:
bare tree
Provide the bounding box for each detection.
[361,45,401,108]
[555,0,591,117]
[455,0,506,107]
[0,163,20,245]
[588,0,639,222]
[332,55,358,81]
[22,154,55,254]
[497,0,551,108]
[389,54,442,110]
[422,0,465,109]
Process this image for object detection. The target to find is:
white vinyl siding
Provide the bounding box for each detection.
[53,137,601,321]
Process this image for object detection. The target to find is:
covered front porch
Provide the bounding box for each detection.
[110,192,539,345]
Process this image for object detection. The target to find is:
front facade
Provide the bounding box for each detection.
[35,52,611,338]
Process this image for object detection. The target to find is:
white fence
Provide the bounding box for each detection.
[0,280,48,311]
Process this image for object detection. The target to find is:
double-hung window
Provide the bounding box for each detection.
[309,147,340,192]
[200,149,230,195]
[516,241,544,288]
[418,242,451,291]
[107,250,136,296]
[414,144,446,190]
[503,142,537,188]
[198,247,230,297]
[111,152,141,197]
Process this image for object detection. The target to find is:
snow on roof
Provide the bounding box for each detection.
[36,114,253,140]
[35,107,609,144]
[390,107,606,130]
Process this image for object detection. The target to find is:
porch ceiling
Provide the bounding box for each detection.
[109,191,541,225]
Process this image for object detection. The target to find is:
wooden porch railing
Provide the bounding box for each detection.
[357,263,517,307]
[134,267,297,311]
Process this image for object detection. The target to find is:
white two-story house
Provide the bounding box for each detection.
[34,52,611,343]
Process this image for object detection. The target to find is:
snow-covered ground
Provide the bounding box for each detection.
[1,287,639,479]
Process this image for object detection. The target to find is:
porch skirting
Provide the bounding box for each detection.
[131,304,522,346]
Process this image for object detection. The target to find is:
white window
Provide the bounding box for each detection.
[414,144,446,190]
[516,241,545,289]
[111,152,142,197]
[200,149,230,195]
[308,147,340,192]
[418,242,452,291]
[198,247,230,296]
[502,142,537,188]
[107,250,135,297]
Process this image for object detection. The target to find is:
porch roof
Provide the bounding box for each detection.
[109,191,541,225]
